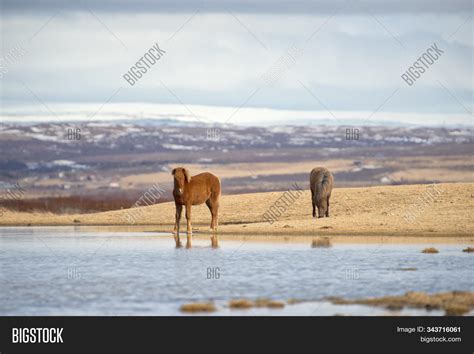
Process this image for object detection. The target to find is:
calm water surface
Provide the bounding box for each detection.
[0,227,472,315]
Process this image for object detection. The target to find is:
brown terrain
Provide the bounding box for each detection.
[0,123,472,215]
[2,183,473,238]
[327,291,474,316]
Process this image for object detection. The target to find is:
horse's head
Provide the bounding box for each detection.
[318,199,328,218]
[171,167,191,195]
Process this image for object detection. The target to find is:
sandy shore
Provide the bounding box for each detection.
[1,183,473,238]
[328,291,474,316]
[179,291,474,315]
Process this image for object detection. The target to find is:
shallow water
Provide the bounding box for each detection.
[0,227,472,315]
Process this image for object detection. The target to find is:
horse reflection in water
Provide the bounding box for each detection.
[174,234,219,249]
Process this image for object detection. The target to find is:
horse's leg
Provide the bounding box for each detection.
[185,204,192,234]
[173,204,182,247]
[311,190,316,218]
[326,195,330,217]
[209,197,219,247]
[213,201,219,230]
[205,199,214,230]
[211,201,219,231]
[206,198,219,231]
[173,204,182,233]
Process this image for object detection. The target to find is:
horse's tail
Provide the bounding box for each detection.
[315,170,332,203]
[211,175,222,199]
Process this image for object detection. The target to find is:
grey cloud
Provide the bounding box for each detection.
[1,0,472,14]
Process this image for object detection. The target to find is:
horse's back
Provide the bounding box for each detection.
[310,167,327,185]
[310,167,333,195]
[193,172,220,185]
[191,172,221,198]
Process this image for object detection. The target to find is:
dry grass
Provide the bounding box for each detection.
[1,183,473,238]
[0,193,172,214]
[462,247,474,253]
[119,160,355,186]
[422,247,439,254]
[311,237,332,248]
[228,299,253,309]
[287,298,304,304]
[254,298,285,308]
[266,301,285,308]
[179,302,216,313]
[117,156,474,188]
[327,291,474,316]
[228,298,286,309]
[254,298,271,307]
[444,304,470,316]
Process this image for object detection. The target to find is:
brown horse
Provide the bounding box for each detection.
[310,167,334,218]
[172,167,221,245]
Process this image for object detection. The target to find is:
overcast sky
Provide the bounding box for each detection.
[0,0,472,125]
